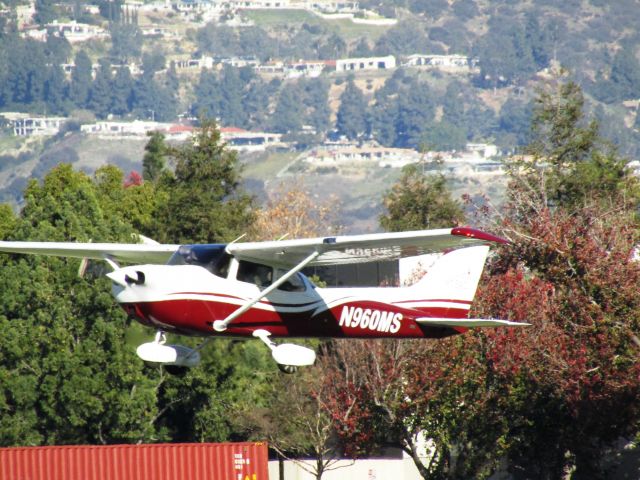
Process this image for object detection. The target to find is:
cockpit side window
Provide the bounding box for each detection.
[237,260,273,288]
[275,270,307,292]
[168,244,231,278]
[212,253,232,278]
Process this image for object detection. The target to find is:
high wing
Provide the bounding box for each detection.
[0,241,180,265]
[226,227,508,268]
[0,227,507,268]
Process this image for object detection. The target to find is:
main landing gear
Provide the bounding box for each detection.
[252,329,316,374]
[136,331,201,375]
[134,330,317,375]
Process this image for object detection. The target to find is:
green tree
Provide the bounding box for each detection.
[194,69,222,119]
[396,78,435,148]
[301,78,331,135]
[131,74,176,122]
[87,58,113,118]
[317,33,346,60]
[154,338,275,442]
[155,119,255,243]
[0,165,161,446]
[421,120,467,151]
[271,84,304,134]
[336,78,368,140]
[218,65,247,127]
[442,81,465,126]
[374,20,432,56]
[498,98,533,146]
[143,131,168,182]
[44,64,69,115]
[141,52,165,77]
[349,38,373,57]
[110,66,133,116]
[606,46,640,103]
[69,50,92,108]
[518,81,639,210]
[109,23,143,62]
[379,163,465,231]
[369,75,402,146]
[0,204,16,239]
[34,0,57,25]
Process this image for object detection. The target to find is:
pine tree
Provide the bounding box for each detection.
[379,164,464,231]
[87,58,113,118]
[154,119,255,243]
[110,66,133,116]
[69,50,92,108]
[336,78,367,140]
[142,131,167,182]
[44,64,69,114]
[519,81,640,209]
[271,84,304,134]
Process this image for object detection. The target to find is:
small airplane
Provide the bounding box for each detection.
[0,227,527,373]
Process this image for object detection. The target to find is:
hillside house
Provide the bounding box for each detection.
[80,120,164,137]
[174,56,216,71]
[45,21,108,43]
[220,127,286,151]
[6,114,68,137]
[335,55,396,72]
[60,62,141,80]
[304,145,419,167]
[287,60,326,78]
[256,60,326,78]
[403,54,479,73]
[229,0,300,9]
[308,0,359,13]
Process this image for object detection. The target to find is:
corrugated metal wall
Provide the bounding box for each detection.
[0,442,268,480]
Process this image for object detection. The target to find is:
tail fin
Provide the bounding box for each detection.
[409,245,490,304]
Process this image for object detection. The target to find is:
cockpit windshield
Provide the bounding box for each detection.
[167,244,232,278]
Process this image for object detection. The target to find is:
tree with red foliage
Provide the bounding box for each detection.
[320,80,640,479]
[468,80,640,478]
[471,206,640,478]
[322,340,438,476]
[237,351,356,480]
[124,170,143,187]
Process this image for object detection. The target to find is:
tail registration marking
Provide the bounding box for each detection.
[339,306,402,333]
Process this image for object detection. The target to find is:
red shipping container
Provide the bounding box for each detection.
[0,442,268,480]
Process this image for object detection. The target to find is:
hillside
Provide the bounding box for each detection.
[1,0,640,228]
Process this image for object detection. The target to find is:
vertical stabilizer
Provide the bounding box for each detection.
[409,245,490,304]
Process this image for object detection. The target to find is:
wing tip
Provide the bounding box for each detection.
[451,227,509,245]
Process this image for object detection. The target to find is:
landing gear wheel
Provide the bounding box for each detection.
[278,364,298,374]
[164,365,189,376]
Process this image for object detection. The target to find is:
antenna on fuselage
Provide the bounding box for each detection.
[228,233,247,245]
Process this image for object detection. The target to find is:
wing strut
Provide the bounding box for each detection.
[212,250,321,332]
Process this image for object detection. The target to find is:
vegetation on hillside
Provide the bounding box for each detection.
[0,88,639,478]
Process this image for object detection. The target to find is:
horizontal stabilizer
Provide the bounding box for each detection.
[417,318,530,327]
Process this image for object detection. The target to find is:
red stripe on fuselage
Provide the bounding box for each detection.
[120,297,464,340]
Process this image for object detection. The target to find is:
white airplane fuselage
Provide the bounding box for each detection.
[108,246,488,340]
